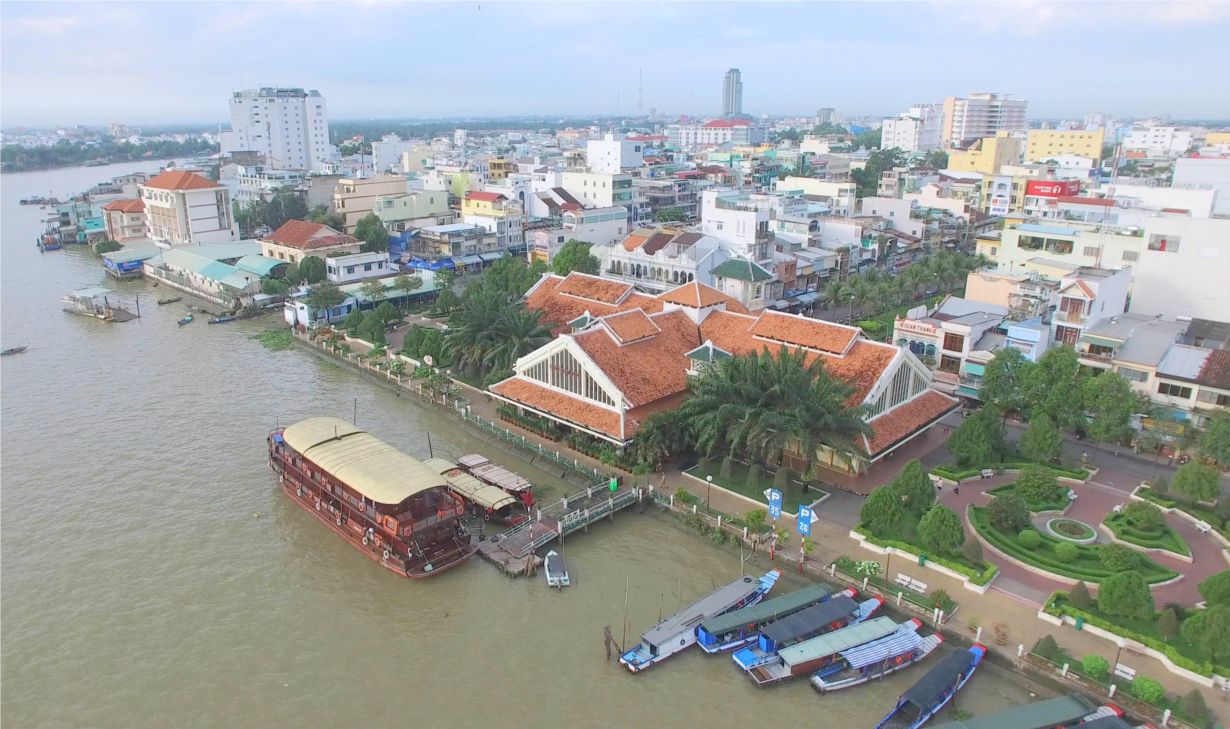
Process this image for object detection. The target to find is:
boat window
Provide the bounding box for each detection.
[647,643,658,656]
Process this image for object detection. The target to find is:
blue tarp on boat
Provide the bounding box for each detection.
[838,622,921,669]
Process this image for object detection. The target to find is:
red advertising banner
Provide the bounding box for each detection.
[1026,180,1081,198]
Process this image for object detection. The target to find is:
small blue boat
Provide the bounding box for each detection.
[875,644,986,729]
[732,592,877,672]
[208,316,236,324]
[811,619,944,692]
[697,583,836,654]
[178,315,194,326]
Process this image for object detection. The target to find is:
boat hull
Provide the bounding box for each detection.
[875,645,985,729]
[811,635,944,693]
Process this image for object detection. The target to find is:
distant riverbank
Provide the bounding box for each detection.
[1,141,217,173]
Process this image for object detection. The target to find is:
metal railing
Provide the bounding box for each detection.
[461,411,608,481]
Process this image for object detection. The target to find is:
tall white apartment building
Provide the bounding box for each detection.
[139,170,239,245]
[941,92,1028,149]
[561,171,635,209]
[1124,127,1194,157]
[1084,112,1109,130]
[586,133,645,174]
[220,87,332,173]
[701,189,773,263]
[722,68,743,118]
[370,134,424,174]
[880,105,943,153]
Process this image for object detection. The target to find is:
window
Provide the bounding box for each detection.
[1158,382,1192,399]
[1122,250,1139,262]
[346,266,355,274]
[1148,234,1179,252]
[942,333,965,352]
[939,355,962,373]
[1197,390,1230,406]
[1083,246,1100,257]
[754,285,762,298]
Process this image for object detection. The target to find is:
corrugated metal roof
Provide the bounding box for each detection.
[779,616,898,668]
[234,254,285,276]
[281,417,446,506]
[838,621,922,669]
[1157,344,1211,382]
[700,585,833,636]
[422,458,514,511]
[930,695,1094,729]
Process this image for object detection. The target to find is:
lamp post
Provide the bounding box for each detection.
[885,546,892,583]
[849,294,855,324]
[706,475,713,514]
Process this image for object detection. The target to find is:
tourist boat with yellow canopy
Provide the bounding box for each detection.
[423,458,529,525]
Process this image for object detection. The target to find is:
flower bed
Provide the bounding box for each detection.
[852,525,999,587]
[564,432,639,472]
[932,462,1091,483]
[496,404,563,441]
[970,506,1180,585]
[1042,591,1215,678]
[1046,518,1097,543]
[987,483,1071,513]
[1102,513,1191,557]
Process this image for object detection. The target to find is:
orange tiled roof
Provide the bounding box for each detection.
[865,390,958,455]
[574,309,700,407]
[621,234,650,252]
[490,377,622,439]
[143,170,220,191]
[658,281,730,309]
[264,220,356,249]
[101,199,145,213]
[747,310,860,355]
[1061,280,1095,298]
[556,272,635,305]
[525,275,663,335]
[602,309,661,344]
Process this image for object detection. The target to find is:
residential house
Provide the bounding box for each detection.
[462,191,525,252]
[947,132,1024,175]
[598,227,730,292]
[892,297,1008,393]
[414,223,498,260]
[333,175,411,233]
[371,189,453,233]
[100,199,147,242]
[139,170,240,246]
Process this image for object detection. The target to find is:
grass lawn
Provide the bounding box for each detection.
[1102,513,1190,557]
[971,506,1180,585]
[862,509,988,575]
[987,483,1072,513]
[685,460,826,512]
[858,291,960,342]
[1048,594,1210,674]
[450,371,486,390]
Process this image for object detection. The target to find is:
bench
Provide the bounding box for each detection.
[1114,663,1136,681]
[895,572,928,595]
[981,469,995,480]
[1113,503,1123,513]
[1197,521,1213,534]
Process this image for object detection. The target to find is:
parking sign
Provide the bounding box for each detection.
[768,489,783,519]
[797,506,813,536]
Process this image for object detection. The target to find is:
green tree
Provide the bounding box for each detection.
[1182,605,1230,663]
[443,290,551,378]
[719,455,734,482]
[1180,690,1209,722]
[283,261,300,285]
[305,280,346,314]
[1172,462,1221,503]
[1159,607,1180,642]
[1020,413,1064,464]
[1200,410,1230,467]
[1131,676,1165,704]
[918,504,964,555]
[922,150,949,169]
[266,192,308,230]
[1122,501,1164,531]
[773,466,795,493]
[299,255,327,284]
[1098,570,1154,620]
[359,279,387,308]
[632,409,692,463]
[1016,464,1061,503]
[744,509,768,529]
[374,301,399,324]
[655,207,688,223]
[1082,654,1110,680]
[551,240,600,276]
[358,311,386,345]
[1084,371,1136,460]
[947,405,1004,466]
[861,485,903,534]
[92,239,121,255]
[891,459,934,513]
[1025,346,1087,429]
[481,256,548,298]
[261,278,291,296]
[343,308,365,332]
[1068,580,1091,608]
[962,537,984,566]
[392,272,421,298]
[987,492,1031,532]
[353,212,389,253]
[1019,529,1042,549]
[434,266,457,291]
[1100,543,1141,573]
[1198,570,1230,607]
[747,464,762,492]
[853,129,885,151]
[308,203,344,230]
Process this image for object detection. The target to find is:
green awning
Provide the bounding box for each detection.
[1079,334,1122,349]
[963,363,985,377]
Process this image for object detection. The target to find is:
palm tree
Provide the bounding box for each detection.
[849,279,875,319]
[821,281,849,311]
[480,306,552,374]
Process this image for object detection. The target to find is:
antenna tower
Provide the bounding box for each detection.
[637,67,644,116]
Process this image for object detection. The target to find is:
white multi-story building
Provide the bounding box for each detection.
[880,105,943,153]
[775,176,857,217]
[560,206,629,246]
[722,68,743,118]
[1130,217,1230,322]
[599,227,731,292]
[220,87,332,173]
[1084,112,1109,130]
[223,164,306,204]
[586,133,645,174]
[561,171,635,209]
[140,170,239,245]
[370,134,424,174]
[1173,157,1230,216]
[1124,127,1193,157]
[941,92,1028,149]
[666,120,769,152]
[325,250,394,284]
[701,189,773,263]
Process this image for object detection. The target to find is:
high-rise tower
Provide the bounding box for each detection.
[722,69,743,118]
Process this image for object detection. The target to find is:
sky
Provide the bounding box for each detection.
[3,1,1229,127]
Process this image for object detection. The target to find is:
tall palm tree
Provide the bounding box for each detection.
[480,306,552,374]
[821,281,849,311]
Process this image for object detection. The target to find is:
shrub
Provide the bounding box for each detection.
[919,505,964,555]
[1034,634,1060,661]
[1054,541,1079,563]
[1173,462,1221,503]
[1152,475,1169,494]
[744,509,767,529]
[1017,463,1062,503]
[1198,570,1230,607]
[929,588,951,609]
[1182,604,1230,664]
[1159,608,1180,642]
[747,464,762,492]
[1082,654,1110,680]
[1180,689,1209,722]
[719,455,734,482]
[1131,675,1165,704]
[1068,581,1091,608]
[988,492,1031,532]
[962,538,984,567]
[1100,543,1142,573]
[1021,413,1065,463]
[773,466,793,492]
[1098,571,1155,620]
[1122,501,1164,531]
[1018,529,1042,549]
[861,486,904,535]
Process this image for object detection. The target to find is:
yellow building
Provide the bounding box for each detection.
[1024,129,1105,163]
[489,158,514,180]
[1206,132,1230,147]
[461,191,512,217]
[947,132,1024,175]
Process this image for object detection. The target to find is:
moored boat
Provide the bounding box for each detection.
[208,316,236,324]
[810,620,944,692]
[423,458,527,525]
[928,695,1102,729]
[156,296,182,305]
[544,550,569,588]
[268,417,477,578]
[875,644,986,729]
[619,569,781,673]
[697,583,836,654]
[732,591,874,672]
[457,453,537,507]
[742,611,894,687]
[1,345,29,356]
[178,315,194,325]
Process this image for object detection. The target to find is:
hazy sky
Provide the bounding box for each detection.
[3,1,1229,126]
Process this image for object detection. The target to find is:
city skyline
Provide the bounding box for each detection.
[2,1,1230,126]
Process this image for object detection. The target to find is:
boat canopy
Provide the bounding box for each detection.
[423,458,516,511]
[701,584,833,636]
[761,595,857,645]
[642,575,761,646]
[1073,717,1132,729]
[900,648,979,708]
[71,286,113,298]
[838,622,922,669]
[459,453,534,493]
[930,695,1095,729]
[779,616,899,668]
[281,417,447,506]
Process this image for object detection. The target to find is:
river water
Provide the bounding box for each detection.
[1,162,1051,727]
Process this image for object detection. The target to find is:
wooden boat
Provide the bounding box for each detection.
[156,296,181,305]
[928,695,1102,729]
[457,453,536,507]
[268,418,477,578]
[810,620,944,692]
[875,644,986,729]
[208,316,236,324]
[423,458,527,525]
[178,315,194,325]
[544,550,569,588]
[1075,715,1132,729]
[1,345,28,356]
[619,570,781,673]
[739,604,890,687]
[697,584,836,654]
[732,592,875,672]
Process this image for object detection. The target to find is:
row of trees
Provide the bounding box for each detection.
[861,459,983,565]
[820,251,987,321]
[1,137,218,172]
[234,192,308,237]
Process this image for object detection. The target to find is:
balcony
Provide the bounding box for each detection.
[1059,310,1086,324]
[1079,350,1114,365]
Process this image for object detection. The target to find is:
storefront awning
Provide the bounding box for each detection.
[1079,334,1122,349]
[479,252,505,262]
[796,292,819,304]
[460,255,483,265]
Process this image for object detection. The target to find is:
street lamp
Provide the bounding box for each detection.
[885,547,893,584]
[849,294,855,324]
[706,475,713,514]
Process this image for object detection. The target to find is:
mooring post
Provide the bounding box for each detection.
[1162,709,1171,726]
[1017,644,1024,658]
[896,592,902,607]
[608,497,614,521]
[717,515,722,530]
[692,504,697,515]
[1061,663,1069,676]
[669,494,674,507]
[743,526,748,540]
[1108,684,1117,698]
[829,563,836,577]
[863,577,868,590]
[975,625,982,642]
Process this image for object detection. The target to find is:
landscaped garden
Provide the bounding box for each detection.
[685,457,825,511]
[1046,518,1097,543]
[1136,465,1230,541]
[1102,500,1190,558]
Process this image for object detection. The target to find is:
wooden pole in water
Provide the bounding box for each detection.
[621,576,630,653]
[658,593,663,623]
[353,397,358,426]
[427,431,434,458]
[135,294,140,319]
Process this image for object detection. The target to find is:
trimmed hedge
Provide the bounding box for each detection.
[1136,487,1230,541]
[1136,487,1177,509]
[1102,513,1191,557]
[1043,591,1215,677]
[853,525,999,586]
[932,462,1091,483]
[970,507,1179,585]
[989,483,1071,513]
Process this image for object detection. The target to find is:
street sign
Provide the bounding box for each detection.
[609,477,618,492]
[768,489,783,519]
[797,506,813,536]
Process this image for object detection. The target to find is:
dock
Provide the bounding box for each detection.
[476,480,644,576]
